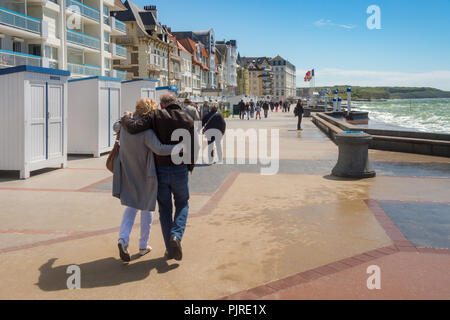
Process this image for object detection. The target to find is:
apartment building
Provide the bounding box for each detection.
[110,1,170,85]
[238,56,273,99]
[177,40,192,96]
[270,55,296,100]
[178,36,210,93]
[0,0,128,79]
[173,29,217,90]
[215,39,237,96]
[236,65,249,95]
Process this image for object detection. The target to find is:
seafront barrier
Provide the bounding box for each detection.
[312,112,450,157]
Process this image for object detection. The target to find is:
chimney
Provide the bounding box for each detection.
[143,5,157,20]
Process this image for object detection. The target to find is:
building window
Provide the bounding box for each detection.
[13,42,21,53]
[28,44,41,56]
[104,58,110,69]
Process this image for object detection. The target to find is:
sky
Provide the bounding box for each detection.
[133,0,450,90]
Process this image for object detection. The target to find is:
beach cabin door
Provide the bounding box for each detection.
[99,88,109,149]
[99,87,120,149]
[47,84,64,159]
[30,83,46,162]
[29,83,64,162]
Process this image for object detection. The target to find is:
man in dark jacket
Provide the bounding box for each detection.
[294,99,304,130]
[238,99,246,120]
[202,104,226,163]
[262,101,269,118]
[120,93,197,262]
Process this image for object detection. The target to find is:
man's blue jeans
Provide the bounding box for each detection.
[156,165,190,253]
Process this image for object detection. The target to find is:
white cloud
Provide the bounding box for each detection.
[296,68,450,91]
[313,19,356,30]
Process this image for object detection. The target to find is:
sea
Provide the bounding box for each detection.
[352,98,450,134]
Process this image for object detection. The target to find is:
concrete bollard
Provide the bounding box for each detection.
[332,131,376,178]
[303,107,311,117]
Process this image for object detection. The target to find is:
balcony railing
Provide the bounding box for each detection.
[114,44,126,57]
[0,49,41,67]
[0,6,41,34]
[114,19,126,33]
[104,42,110,52]
[66,0,100,23]
[67,62,101,76]
[66,29,100,50]
[115,70,127,80]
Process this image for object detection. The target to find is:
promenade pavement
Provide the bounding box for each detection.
[0,110,449,300]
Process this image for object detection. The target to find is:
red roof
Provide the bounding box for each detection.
[200,46,208,58]
[177,41,191,55]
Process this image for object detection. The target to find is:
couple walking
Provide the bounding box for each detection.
[113,93,196,263]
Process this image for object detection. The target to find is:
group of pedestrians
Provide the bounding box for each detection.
[238,99,295,120]
[112,93,225,264]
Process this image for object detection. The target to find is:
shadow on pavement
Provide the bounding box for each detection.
[36,257,179,291]
[322,174,368,181]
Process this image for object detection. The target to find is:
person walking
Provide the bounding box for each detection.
[120,93,197,262]
[113,98,182,263]
[245,102,250,120]
[250,99,255,118]
[275,102,279,112]
[182,98,200,122]
[294,99,304,131]
[200,100,210,120]
[238,99,246,120]
[255,102,262,120]
[263,101,269,118]
[202,103,226,163]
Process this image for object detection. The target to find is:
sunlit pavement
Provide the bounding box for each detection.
[0,111,449,299]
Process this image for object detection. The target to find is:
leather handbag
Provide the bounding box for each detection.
[106,130,120,173]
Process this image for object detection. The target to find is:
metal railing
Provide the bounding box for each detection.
[115,44,126,57]
[67,62,101,76]
[0,49,41,67]
[0,6,41,34]
[114,19,126,33]
[66,29,100,50]
[115,70,127,80]
[66,0,100,23]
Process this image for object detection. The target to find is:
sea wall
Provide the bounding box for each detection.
[312,113,450,157]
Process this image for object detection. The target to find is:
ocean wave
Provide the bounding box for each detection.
[353,98,450,133]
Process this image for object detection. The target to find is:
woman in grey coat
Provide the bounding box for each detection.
[113,98,182,262]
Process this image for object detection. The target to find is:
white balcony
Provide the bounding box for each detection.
[66,29,100,51]
[66,0,100,24]
[68,62,101,77]
[0,49,42,68]
[110,43,127,59]
[109,16,126,35]
[0,6,48,40]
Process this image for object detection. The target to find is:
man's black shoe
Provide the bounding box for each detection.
[164,250,175,261]
[170,236,183,261]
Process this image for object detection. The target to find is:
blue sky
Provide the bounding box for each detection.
[134,0,450,90]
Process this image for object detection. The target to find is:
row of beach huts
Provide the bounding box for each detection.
[0,65,178,179]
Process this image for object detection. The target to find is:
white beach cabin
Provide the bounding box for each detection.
[155,85,179,103]
[68,76,122,158]
[121,78,158,114]
[0,65,70,179]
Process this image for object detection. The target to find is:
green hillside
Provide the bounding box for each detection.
[311,86,450,100]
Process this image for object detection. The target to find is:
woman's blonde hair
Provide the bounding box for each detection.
[134,98,158,116]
